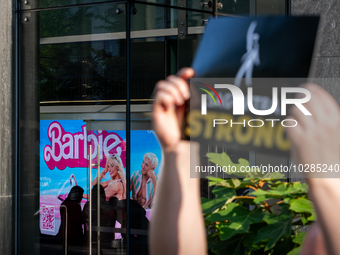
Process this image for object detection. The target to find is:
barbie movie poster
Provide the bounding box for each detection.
[40,120,162,236]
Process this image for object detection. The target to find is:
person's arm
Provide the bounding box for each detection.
[150,68,207,255]
[147,170,157,195]
[91,167,108,187]
[300,222,326,255]
[287,83,340,255]
[151,176,157,194]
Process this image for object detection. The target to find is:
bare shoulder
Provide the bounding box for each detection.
[108,180,123,191]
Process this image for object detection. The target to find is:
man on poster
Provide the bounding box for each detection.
[130,153,159,209]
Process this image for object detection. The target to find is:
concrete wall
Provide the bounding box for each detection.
[292,0,340,100]
[0,0,15,254]
[290,0,340,181]
[292,0,340,78]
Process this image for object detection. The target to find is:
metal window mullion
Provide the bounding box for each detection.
[286,0,291,16]
[250,0,256,15]
[89,146,92,255]
[14,4,20,255]
[97,144,101,255]
[177,0,187,39]
[126,1,131,254]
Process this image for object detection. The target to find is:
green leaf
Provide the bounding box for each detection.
[284,182,309,195]
[220,178,255,190]
[208,234,245,255]
[271,237,295,255]
[254,211,293,251]
[284,197,291,204]
[202,196,229,214]
[206,176,225,186]
[263,205,292,224]
[217,222,247,241]
[292,232,306,245]
[206,152,257,178]
[204,219,212,228]
[205,203,238,222]
[207,235,228,255]
[263,172,285,180]
[251,182,309,201]
[236,197,256,205]
[301,216,308,225]
[230,178,241,188]
[253,195,267,204]
[242,233,256,249]
[203,154,313,254]
[287,247,301,255]
[211,205,263,240]
[251,186,286,199]
[271,181,283,187]
[212,186,236,199]
[206,152,239,168]
[289,198,316,221]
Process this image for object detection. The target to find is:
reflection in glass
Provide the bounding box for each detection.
[24,0,211,12]
[39,3,127,105]
[40,41,126,104]
[132,4,167,31]
[40,5,126,38]
[21,0,215,254]
[217,0,249,15]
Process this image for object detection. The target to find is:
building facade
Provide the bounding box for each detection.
[0,0,338,254]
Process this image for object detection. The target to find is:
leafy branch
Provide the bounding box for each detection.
[202,152,315,255]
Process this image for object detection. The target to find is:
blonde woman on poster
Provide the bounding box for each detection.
[89,149,127,200]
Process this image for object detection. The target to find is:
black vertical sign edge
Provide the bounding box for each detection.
[126,1,131,254]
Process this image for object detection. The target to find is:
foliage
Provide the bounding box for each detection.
[202,152,314,255]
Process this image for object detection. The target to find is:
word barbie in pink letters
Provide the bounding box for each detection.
[43,121,126,170]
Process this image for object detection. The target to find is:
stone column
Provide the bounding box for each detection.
[18,10,40,255]
[291,1,340,182]
[0,0,15,254]
[292,0,340,79]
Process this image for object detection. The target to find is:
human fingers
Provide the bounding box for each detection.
[153,68,193,106]
[166,75,190,101]
[289,102,313,131]
[287,84,336,146]
[287,83,340,169]
[288,83,325,130]
[177,67,195,80]
[147,170,155,177]
[300,84,340,137]
[304,83,340,122]
[154,79,186,109]
[154,90,177,112]
[299,84,332,124]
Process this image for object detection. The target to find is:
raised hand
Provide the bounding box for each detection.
[286,83,340,177]
[153,68,194,151]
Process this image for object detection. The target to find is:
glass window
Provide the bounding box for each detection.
[19,1,208,253]
[18,0,289,254]
[20,3,129,254]
[21,0,211,12]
